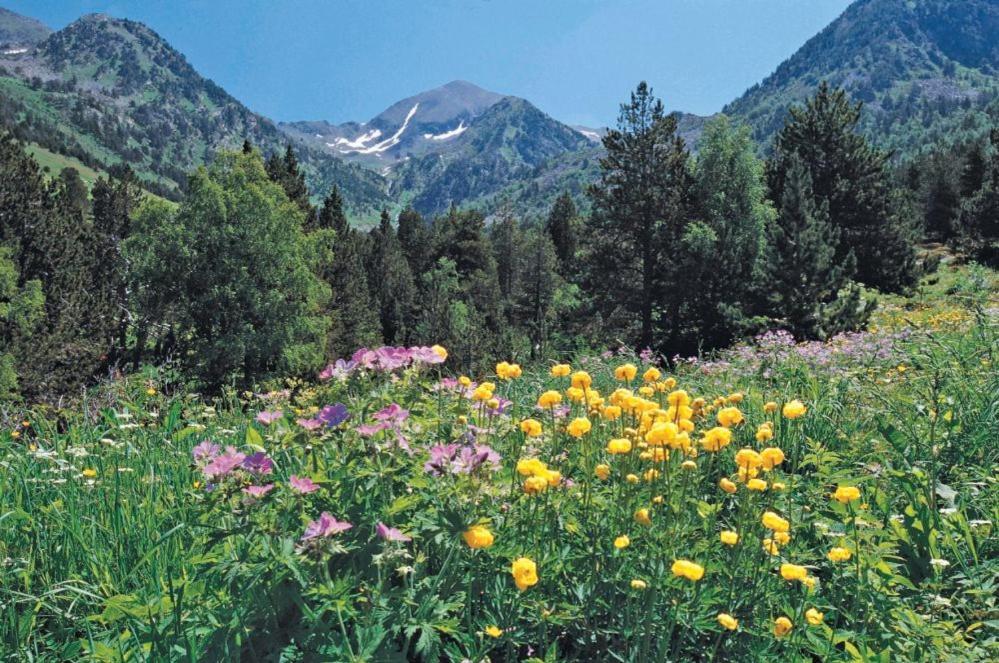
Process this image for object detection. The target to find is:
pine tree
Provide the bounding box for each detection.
[765,157,872,339]
[768,82,918,292]
[957,129,999,264]
[585,81,692,351]
[397,207,431,276]
[514,227,564,359]
[366,210,416,345]
[267,144,317,228]
[0,247,43,399]
[922,155,961,240]
[545,192,577,273]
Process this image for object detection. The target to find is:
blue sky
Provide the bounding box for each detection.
[8,0,853,127]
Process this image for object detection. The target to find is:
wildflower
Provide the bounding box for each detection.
[571,371,592,389]
[833,485,861,504]
[773,616,793,638]
[761,511,790,532]
[929,558,950,568]
[602,405,622,420]
[760,447,785,470]
[146,387,157,396]
[566,417,592,438]
[717,613,738,630]
[566,387,585,402]
[289,475,319,494]
[755,424,774,443]
[243,484,274,498]
[780,563,808,581]
[256,410,283,425]
[472,385,494,401]
[463,525,495,549]
[431,345,448,361]
[376,522,412,543]
[511,557,538,591]
[203,447,247,479]
[615,363,638,381]
[520,419,543,437]
[681,460,697,471]
[538,390,563,409]
[634,508,652,526]
[719,478,738,494]
[645,422,678,446]
[747,478,768,492]
[735,448,763,469]
[702,427,732,452]
[774,531,791,545]
[827,546,852,562]
[802,576,817,590]
[614,535,630,549]
[496,361,522,380]
[484,625,503,638]
[764,401,778,413]
[727,392,744,404]
[550,363,571,377]
[607,438,632,454]
[81,468,97,478]
[771,481,786,491]
[242,452,274,475]
[667,389,690,407]
[717,407,744,427]
[301,512,352,541]
[517,458,547,476]
[805,608,824,625]
[458,375,472,387]
[594,464,611,480]
[763,538,780,555]
[625,473,639,484]
[643,367,661,382]
[524,476,548,494]
[782,400,807,419]
[720,530,739,546]
[671,559,705,581]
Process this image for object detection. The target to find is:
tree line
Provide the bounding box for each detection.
[1,82,996,400]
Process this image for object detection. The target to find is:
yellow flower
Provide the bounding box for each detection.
[571,371,592,389]
[671,559,705,581]
[734,448,763,469]
[720,530,739,546]
[145,387,157,396]
[81,468,97,478]
[805,608,824,625]
[764,401,778,413]
[774,531,791,545]
[727,392,744,404]
[762,538,780,555]
[681,459,697,471]
[431,345,448,360]
[472,385,494,401]
[637,386,654,397]
[702,427,733,452]
[544,469,562,487]
[625,473,640,484]
[643,367,661,383]
[519,419,543,437]
[615,363,638,381]
[771,481,786,491]
[566,387,585,402]
[827,546,852,562]
[517,458,547,476]
[802,576,817,590]
[567,417,592,438]
[486,398,500,410]
[717,407,744,427]
[602,405,622,420]
[630,579,647,590]
[761,511,790,532]
[607,438,632,454]
[458,375,472,387]
[747,479,768,492]
[634,508,652,526]
[773,616,793,638]
[719,478,738,494]
[645,422,678,446]
[594,464,611,480]
[550,363,571,377]
[782,400,807,419]
[10,430,21,439]
[484,625,503,638]
[614,535,630,549]
[524,476,548,494]
[780,563,808,581]
[511,557,538,591]
[755,425,774,443]
[667,389,690,407]
[537,390,563,409]
[663,377,677,390]
[833,485,861,504]
[717,613,738,630]
[463,525,495,549]
[760,447,785,470]
[495,361,522,380]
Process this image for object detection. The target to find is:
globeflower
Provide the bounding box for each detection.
[594,464,611,480]
[602,405,622,420]
[773,616,793,638]
[570,371,592,389]
[607,438,632,454]
[761,511,790,532]
[496,361,522,380]
[780,563,808,581]
[511,557,538,591]
[431,345,448,361]
[519,419,543,437]
[463,525,495,549]
[755,424,774,443]
[782,400,807,419]
[550,363,571,377]
[719,478,738,494]
[762,538,780,555]
[747,479,768,492]
[806,608,824,625]
[643,367,661,383]
[566,417,592,438]
[630,579,647,590]
[614,363,638,382]
[827,546,852,562]
[764,401,778,413]
[484,625,503,638]
[524,476,549,494]
[702,427,733,452]
[614,535,630,549]
[537,390,563,409]
[833,485,861,503]
[734,448,763,469]
[717,407,744,427]
[671,559,705,581]
[760,447,785,470]
[720,530,739,545]
[634,508,652,526]
[717,613,738,630]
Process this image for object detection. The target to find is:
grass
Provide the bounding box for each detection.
[0,264,996,661]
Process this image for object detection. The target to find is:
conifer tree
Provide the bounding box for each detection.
[367,210,416,345]
[585,81,692,351]
[514,227,564,359]
[768,82,918,293]
[267,144,317,228]
[545,192,577,273]
[922,155,961,240]
[0,248,43,399]
[397,207,431,276]
[957,128,999,264]
[765,157,872,339]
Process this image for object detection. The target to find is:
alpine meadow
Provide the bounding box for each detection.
[0,1,997,662]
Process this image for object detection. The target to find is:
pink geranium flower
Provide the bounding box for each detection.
[256,410,283,425]
[376,522,412,543]
[301,512,352,541]
[289,475,319,494]
[243,484,274,498]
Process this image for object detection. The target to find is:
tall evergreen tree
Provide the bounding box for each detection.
[514,227,564,359]
[765,157,872,339]
[768,82,918,292]
[367,210,416,345]
[0,248,43,399]
[922,155,961,240]
[585,81,692,351]
[545,192,578,273]
[957,128,999,264]
[266,144,317,228]
[397,207,432,276]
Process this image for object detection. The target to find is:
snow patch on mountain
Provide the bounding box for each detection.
[577,129,602,142]
[330,128,382,150]
[424,121,467,141]
[334,103,420,155]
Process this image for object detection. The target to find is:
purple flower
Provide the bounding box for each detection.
[424,442,501,476]
[203,446,246,479]
[373,403,409,423]
[376,522,412,542]
[486,397,512,416]
[289,475,319,494]
[319,358,358,381]
[301,512,352,541]
[297,417,323,431]
[242,452,274,475]
[356,422,390,437]
[243,483,274,498]
[256,410,283,425]
[317,403,350,427]
[192,440,221,464]
[424,443,459,475]
[410,346,446,365]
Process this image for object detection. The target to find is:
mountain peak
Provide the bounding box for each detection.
[0,7,52,48]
